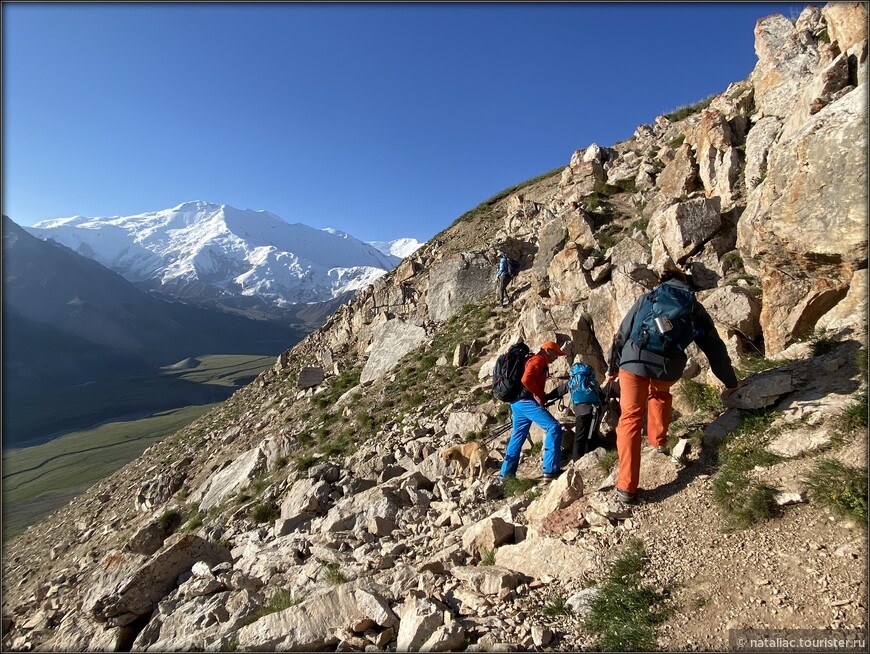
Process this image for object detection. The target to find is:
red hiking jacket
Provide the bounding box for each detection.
[521,351,550,405]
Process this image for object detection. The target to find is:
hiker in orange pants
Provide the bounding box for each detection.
[615,371,676,495]
[606,267,739,504]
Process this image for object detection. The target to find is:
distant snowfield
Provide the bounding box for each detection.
[28,201,425,306]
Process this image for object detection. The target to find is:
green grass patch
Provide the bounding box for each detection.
[324,562,348,585]
[295,454,321,472]
[667,134,686,148]
[736,352,787,379]
[582,539,672,651]
[480,548,496,566]
[663,94,716,122]
[5,354,274,449]
[158,508,184,533]
[450,166,564,227]
[837,391,868,435]
[804,459,867,524]
[1,403,216,541]
[678,379,724,414]
[710,410,781,531]
[185,510,205,532]
[259,590,299,616]
[502,476,539,498]
[630,217,649,232]
[805,328,840,356]
[543,593,573,616]
[598,449,619,474]
[250,502,279,524]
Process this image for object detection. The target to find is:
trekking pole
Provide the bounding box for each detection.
[483,421,512,446]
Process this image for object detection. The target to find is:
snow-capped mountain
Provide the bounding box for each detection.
[366,237,425,259]
[26,202,407,307]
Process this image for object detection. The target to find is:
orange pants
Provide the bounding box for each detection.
[616,369,676,494]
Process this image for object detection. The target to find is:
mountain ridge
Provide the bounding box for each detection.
[26,201,416,308]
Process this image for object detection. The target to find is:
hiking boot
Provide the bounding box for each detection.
[541,469,563,482]
[614,488,639,505]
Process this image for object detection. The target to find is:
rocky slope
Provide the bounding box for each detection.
[2,4,867,651]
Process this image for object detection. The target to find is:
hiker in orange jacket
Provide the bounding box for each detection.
[499,340,566,482]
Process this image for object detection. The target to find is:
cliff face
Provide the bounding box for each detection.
[2,4,866,652]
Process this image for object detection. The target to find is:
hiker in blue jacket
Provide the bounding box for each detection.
[496,250,512,306]
[552,362,605,460]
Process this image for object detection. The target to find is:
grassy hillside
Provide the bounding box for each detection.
[3,355,274,448]
[1,355,275,538]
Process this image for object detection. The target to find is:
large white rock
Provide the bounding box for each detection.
[360,318,427,384]
[495,537,595,581]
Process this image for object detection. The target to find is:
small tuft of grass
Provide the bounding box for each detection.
[295,455,320,472]
[272,456,289,472]
[250,502,279,524]
[598,449,619,474]
[502,476,538,498]
[804,459,867,524]
[185,510,205,532]
[663,94,715,122]
[481,548,496,566]
[838,391,868,435]
[259,590,299,616]
[630,217,649,233]
[736,352,787,379]
[158,508,183,533]
[543,593,573,616]
[324,562,347,585]
[582,539,672,651]
[806,328,840,356]
[678,379,724,414]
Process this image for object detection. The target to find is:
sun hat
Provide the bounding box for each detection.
[541,340,565,356]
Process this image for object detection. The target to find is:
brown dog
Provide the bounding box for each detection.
[441,441,489,480]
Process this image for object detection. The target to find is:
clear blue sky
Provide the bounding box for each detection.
[3,2,808,242]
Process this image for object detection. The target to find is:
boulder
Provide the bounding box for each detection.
[650,197,723,267]
[750,12,821,118]
[235,583,398,650]
[427,253,495,323]
[461,516,515,559]
[495,537,595,581]
[525,468,585,523]
[297,366,325,389]
[698,285,763,340]
[360,319,427,384]
[451,566,529,597]
[85,535,231,626]
[396,594,451,652]
[737,87,866,353]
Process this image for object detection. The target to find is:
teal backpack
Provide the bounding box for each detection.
[567,363,601,405]
[629,282,696,355]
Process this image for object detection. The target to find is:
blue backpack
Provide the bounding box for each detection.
[567,363,601,405]
[506,257,519,278]
[629,282,696,356]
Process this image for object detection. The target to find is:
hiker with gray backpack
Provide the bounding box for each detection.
[605,266,740,505]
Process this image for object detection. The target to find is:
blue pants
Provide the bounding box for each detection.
[500,399,563,477]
